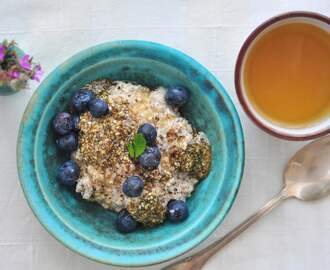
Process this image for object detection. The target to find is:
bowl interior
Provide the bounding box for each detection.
[18,41,244,266]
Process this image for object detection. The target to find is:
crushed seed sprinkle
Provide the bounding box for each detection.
[128,191,166,227]
[78,97,136,172]
[173,140,212,180]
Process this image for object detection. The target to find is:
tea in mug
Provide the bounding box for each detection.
[244,22,330,127]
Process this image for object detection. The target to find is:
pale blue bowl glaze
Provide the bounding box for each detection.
[17,41,244,266]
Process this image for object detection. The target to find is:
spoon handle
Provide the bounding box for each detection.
[163,189,289,270]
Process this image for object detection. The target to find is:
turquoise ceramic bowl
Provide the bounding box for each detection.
[17,41,244,266]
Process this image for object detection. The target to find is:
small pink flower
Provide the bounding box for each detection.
[0,45,5,61]
[8,70,20,79]
[32,64,43,82]
[19,54,32,71]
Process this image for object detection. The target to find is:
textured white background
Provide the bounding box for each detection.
[0,1,329,269]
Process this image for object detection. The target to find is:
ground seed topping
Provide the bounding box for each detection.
[78,96,136,171]
[128,191,166,227]
[170,136,212,180]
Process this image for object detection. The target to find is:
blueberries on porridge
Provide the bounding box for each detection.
[52,80,211,233]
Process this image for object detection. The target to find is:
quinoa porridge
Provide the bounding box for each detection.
[53,79,211,231]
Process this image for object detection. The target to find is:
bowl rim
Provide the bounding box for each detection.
[235,11,330,141]
[17,40,245,266]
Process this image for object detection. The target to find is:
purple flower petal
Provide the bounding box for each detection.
[32,64,43,82]
[19,54,32,71]
[0,45,5,61]
[8,70,20,79]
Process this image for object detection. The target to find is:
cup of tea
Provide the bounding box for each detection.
[235,11,330,140]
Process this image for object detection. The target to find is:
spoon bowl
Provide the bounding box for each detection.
[284,135,330,200]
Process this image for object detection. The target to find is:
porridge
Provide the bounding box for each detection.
[52,79,211,232]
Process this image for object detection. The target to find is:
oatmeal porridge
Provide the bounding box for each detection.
[53,79,211,232]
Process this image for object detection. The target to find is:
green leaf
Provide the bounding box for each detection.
[133,133,147,158]
[127,133,147,159]
[127,143,135,159]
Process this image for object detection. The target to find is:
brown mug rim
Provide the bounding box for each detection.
[235,11,330,141]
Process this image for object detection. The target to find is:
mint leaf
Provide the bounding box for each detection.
[127,133,147,159]
[133,133,147,158]
[127,143,135,158]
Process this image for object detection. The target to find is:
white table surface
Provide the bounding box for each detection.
[0,1,329,269]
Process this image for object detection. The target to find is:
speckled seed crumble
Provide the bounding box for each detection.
[73,79,212,227]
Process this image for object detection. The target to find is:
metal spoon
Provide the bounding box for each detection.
[164,135,330,270]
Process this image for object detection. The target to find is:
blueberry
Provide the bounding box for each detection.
[56,133,78,153]
[138,123,157,145]
[88,98,109,118]
[165,86,190,107]
[122,176,144,197]
[116,209,137,233]
[52,112,73,135]
[57,160,80,186]
[167,200,189,223]
[71,90,95,113]
[72,114,80,132]
[138,147,161,170]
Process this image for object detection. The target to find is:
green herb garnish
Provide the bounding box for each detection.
[127,133,147,159]
[128,143,135,158]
